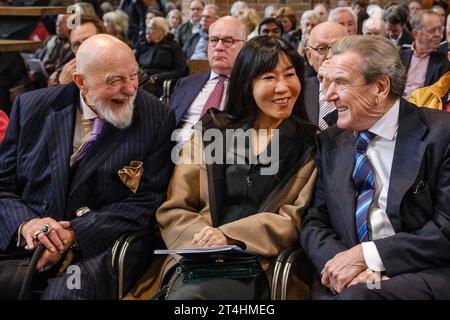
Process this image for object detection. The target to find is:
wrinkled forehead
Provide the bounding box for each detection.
[328,52,363,79]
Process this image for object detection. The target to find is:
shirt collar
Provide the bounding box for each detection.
[79,92,99,120]
[367,99,400,141]
[209,71,229,81]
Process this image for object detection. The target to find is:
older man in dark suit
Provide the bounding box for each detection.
[170,16,246,148]
[303,22,347,131]
[301,35,450,299]
[0,34,175,299]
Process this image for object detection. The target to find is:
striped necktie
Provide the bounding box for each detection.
[318,87,332,131]
[353,130,377,242]
[201,75,226,117]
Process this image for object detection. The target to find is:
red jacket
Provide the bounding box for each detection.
[0,110,8,142]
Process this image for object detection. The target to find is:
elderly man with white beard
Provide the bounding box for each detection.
[0,34,175,299]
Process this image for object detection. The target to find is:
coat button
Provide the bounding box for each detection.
[246,176,253,188]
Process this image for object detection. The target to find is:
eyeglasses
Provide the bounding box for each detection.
[307,44,332,55]
[420,26,444,36]
[208,37,245,48]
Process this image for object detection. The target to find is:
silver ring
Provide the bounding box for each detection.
[32,230,42,240]
[40,224,51,235]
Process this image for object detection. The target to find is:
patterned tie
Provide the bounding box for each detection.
[318,87,332,131]
[353,130,377,242]
[201,75,226,117]
[75,117,105,162]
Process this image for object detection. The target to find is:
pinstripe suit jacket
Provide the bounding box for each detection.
[0,82,176,258]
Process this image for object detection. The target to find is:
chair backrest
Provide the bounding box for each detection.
[188,59,211,75]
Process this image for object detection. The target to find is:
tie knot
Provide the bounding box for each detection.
[355,130,376,153]
[217,75,226,83]
[92,117,105,135]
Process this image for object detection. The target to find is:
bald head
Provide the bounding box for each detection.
[306,22,348,73]
[76,34,136,75]
[208,16,247,75]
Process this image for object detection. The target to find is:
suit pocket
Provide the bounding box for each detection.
[401,181,433,231]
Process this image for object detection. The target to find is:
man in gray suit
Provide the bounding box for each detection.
[0,34,175,299]
[304,22,347,130]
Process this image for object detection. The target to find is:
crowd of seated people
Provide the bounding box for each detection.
[1,0,450,301]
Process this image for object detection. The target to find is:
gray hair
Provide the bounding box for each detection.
[205,4,220,18]
[103,9,129,37]
[410,9,441,31]
[332,35,406,99]
[230,1,249,18]
[147,16,170,35]
[328,6,357,24]
[301,10,320,25]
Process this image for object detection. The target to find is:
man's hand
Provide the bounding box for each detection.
[21,218,71,253]
[36,222,76,271]
[192,226,233,247]
[347,269,390,288]
[58,58,76,85]
[321,244,367,293]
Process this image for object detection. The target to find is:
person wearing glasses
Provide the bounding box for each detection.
[131,36,317,300]
[401,10,450,98]
[169,16,247,149]
[303,22,347,131]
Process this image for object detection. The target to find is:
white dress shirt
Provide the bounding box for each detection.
[174,72,229,147]
[361,99,400,272]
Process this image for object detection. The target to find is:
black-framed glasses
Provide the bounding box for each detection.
[208,37,245,48]
[307,44,332,55]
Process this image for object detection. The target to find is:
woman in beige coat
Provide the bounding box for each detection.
[129,36,318,300]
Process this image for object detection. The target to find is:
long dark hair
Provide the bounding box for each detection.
[223,36,305,127]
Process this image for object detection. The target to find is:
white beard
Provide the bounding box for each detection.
[86,92,136,129]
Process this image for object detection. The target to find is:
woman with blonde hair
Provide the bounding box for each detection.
[238,8,261,39]
[166,9,182,35]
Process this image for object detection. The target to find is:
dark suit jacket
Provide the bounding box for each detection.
[182,32,201,59]
[397,30,414,47]
[169,72,210,126]
[400,48,450,87]
[176,21,193,50]
[303,77,338,129]
[0,83,175,258]
[301,99,450,299]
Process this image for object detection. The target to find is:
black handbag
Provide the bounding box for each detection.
[0,245,45,300]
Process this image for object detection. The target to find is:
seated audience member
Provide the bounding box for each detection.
[170,16,246,147]
[0,110,8,142]
[401,9,450,98]
[176,0,204,49]
[131,36,317,300]
[51,14,106,86]
[33,14,74,86]
[301,35,450,300]
[314,3,329,23]
[328,7,357,35]
[362,17,385,35]
[167,9,182,35]
[304,22,347,130]
[136,17,187,97]
[230,1,249,18]
[183,4,219,60]
[384,5,414,47]
[264,4,277,18]
[406,0,422,31]
[238,8,261,39]
[277,6,302,49]
[0,34,175,299]
[103,9,130,45]
[258,17,284,38]
[70,2,98,18]
[409,47,450,110]
[297,10,320,56]
[351,0,369,34]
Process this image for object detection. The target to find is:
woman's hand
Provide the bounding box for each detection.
[192,226,231,247]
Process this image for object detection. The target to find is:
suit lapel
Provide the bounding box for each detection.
[386,100,428,232]
[173,72,210,125]
[69,122,127,196]
[328,131,358,243]
[304,77,320,125]
[45,83,78,216]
